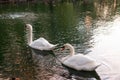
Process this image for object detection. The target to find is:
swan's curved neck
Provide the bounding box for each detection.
[67,44,75,56]
[27,25,33,45]
[61,44,75,62]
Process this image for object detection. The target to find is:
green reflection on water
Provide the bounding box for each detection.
[0,19,36,79]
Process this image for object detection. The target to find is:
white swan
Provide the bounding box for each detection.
[26,24,57,50]
[61,43,100,71]
[58,43,101,79]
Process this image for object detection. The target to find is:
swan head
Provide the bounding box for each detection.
[61,43,75,55]
[25,24,33,31]
[61,43,73,50]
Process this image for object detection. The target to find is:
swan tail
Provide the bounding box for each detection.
[96,61,112,70]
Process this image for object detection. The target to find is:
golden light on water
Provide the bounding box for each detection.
[88,16,120,80]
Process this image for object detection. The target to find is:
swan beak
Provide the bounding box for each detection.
[61,46,65,51]
[25,24,28,29]
[25,24,30,28]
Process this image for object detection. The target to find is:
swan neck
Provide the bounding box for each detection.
[68,45,75,56]
[28,26,33,45]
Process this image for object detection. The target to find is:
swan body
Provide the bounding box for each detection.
[26,24,57,50]
[62,54,99,71]
[61,43,100,71]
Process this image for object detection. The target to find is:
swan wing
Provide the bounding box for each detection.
[63,54,99,71]
[29,37,57,50]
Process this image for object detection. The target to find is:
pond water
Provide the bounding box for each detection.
[0,1,120,80]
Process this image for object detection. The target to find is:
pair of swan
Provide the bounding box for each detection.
[25,24,100,79]
[26,24,99,70]
[26,24,57,51]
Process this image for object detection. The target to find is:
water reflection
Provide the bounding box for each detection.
[0,21,36,80]
[0,1,120,80]
[94,0,117,19]
[88,16,120,80]
[0,12,37,24]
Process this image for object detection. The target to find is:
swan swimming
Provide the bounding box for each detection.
[26,24,57,50]
[59,43,101,79]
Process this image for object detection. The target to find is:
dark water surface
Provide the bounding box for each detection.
[0,1,120,80]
